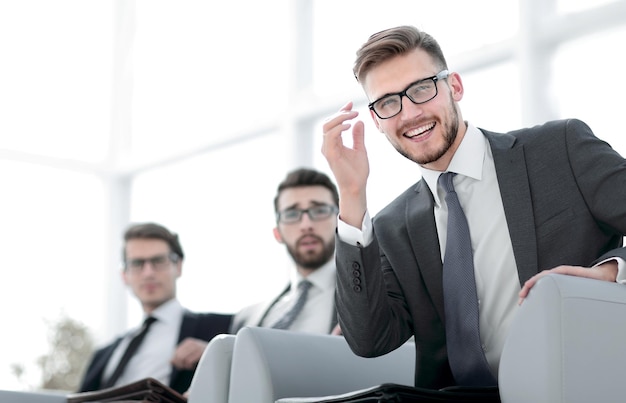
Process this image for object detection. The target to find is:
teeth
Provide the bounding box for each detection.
[407,122,435,137]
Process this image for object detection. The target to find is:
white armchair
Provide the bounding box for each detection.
[187,334,236,403]
[0,389,67,403]
[226,327,415,403]
[499,273,626,403]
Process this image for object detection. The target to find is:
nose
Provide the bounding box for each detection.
[399,95,423,120]
[298,212,315,228]
[141,262,159,274]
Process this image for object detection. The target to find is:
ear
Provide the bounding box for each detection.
[121,269,130,286]
[175,260,182,278]
[273,227,284,244]
[447,72,464,102]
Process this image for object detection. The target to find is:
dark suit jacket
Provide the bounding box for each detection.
[335,119,626,389]
[78,310,232,394]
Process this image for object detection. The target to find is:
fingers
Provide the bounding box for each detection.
[321,101,361,160]
[322,103,359,139]
[518,267,575,305]
[171,338,207,369]
[330,324,343,336]
[340,101,353,112]
[351,120,365,151]
[518,273,544,305]
[320,101,370,224]
[518,264,617,305]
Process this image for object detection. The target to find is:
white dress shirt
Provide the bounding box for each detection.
[261,260,336,334]
[103,298,184,387]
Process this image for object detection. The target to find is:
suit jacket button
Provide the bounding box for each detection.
[353,285,362,292]
[352,270,361,277]
[351,262,360,270]
[352,278,361,285]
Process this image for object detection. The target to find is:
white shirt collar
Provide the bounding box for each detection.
[420,122,486,206]
[289,259,336,293]
[145,298,184,326]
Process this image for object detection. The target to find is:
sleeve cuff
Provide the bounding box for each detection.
[337,210,373,247]
[595,257,626,284]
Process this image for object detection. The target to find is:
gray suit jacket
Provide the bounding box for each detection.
[335,119,626,389]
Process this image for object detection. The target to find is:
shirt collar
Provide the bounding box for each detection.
[420,122,485,205]
[290,259,336,293]
[145,298,183,326]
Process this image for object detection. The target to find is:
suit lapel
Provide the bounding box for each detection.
[169,311,195,387]
[88,339,122,389]
[484,130,538,285]
[177,310,196,343]
[406,180,446,321]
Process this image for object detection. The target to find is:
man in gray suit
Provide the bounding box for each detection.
[321,25,626,390]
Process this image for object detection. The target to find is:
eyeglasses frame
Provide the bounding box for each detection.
[124,252,180,273]
[368,70,450,119]
[276,204,339,224]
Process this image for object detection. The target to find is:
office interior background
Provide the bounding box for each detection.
[1,0,625,390]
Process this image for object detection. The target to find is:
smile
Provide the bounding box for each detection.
[405,122,435,138]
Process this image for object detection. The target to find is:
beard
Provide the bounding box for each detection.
[394,93,460,165]
[286,235,335,270]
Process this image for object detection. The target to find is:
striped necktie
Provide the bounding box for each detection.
[439,172,496,386]
[271,280,313,330]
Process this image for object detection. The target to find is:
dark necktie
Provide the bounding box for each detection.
[272,280,313,330]
[103,316,157,388]
[439,172,496,386]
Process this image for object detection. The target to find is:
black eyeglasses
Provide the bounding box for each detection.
[368,70,449,119]
[124,253,179,274]
[276,204,339,224]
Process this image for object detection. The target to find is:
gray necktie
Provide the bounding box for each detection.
[272,280,313,330]
[439,172,496,386]
[103,316,157,388]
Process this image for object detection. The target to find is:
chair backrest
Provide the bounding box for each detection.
[227,327,415,403]
[499,273,626,403]
[186,334,236,403]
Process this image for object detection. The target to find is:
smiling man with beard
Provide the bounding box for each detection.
[230,168,341,335]
[321,24,626,390]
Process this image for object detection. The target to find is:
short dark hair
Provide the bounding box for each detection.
[353,25,448,83]
[273,168,339,213]
[122,222,184,261]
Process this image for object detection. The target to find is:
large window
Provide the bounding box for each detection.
[0,160,107,389]
[553,25,626,154]
[127,132,291,325]
[2,0,625,391]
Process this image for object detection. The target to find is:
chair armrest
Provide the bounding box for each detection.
[186,334,236,403]
[0,389,67,403]
[499,273,626,403]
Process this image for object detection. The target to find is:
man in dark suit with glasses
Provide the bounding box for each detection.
[78,222,232,394]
